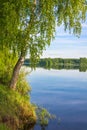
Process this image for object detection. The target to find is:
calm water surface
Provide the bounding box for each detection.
[26,68,87,130]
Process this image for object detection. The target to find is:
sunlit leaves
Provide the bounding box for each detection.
[0,0,87,66]
[56,0,87,36]
[0,47,18,84]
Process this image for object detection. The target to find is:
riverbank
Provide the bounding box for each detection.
[0,83,36,130]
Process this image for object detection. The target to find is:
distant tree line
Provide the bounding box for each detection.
[24,58,87,72]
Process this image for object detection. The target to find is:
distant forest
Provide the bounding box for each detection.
[24,58,87,72]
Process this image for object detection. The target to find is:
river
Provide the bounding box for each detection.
[26,68,87,130]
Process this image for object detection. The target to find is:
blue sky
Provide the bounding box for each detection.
[42,23,87,58]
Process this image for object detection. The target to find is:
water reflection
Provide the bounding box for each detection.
[23,122,49,130]
[23,124,35,130]
[27,68,87,130]
[24,58,87,72]
[40,125,47,130]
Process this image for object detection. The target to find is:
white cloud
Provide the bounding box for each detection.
[32,68,87,81]
[41,48,87,58]
[41,23,87,58]
[82,23,87,28]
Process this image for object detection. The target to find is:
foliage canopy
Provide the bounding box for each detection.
[0,0,87,65]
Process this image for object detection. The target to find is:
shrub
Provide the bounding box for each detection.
[16,70,31,96]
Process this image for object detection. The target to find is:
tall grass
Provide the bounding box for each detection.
[0,71,36,130]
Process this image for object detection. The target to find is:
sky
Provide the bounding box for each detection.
[41,22,87,59]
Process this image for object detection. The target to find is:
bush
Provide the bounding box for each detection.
[0,47,18,85]
[16,70,31,96]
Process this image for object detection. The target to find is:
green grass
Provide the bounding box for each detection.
[0,123,11,130]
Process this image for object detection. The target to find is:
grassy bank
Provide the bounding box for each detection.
[0,77,36,130]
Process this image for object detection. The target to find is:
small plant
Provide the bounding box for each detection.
[36,107,56,126]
